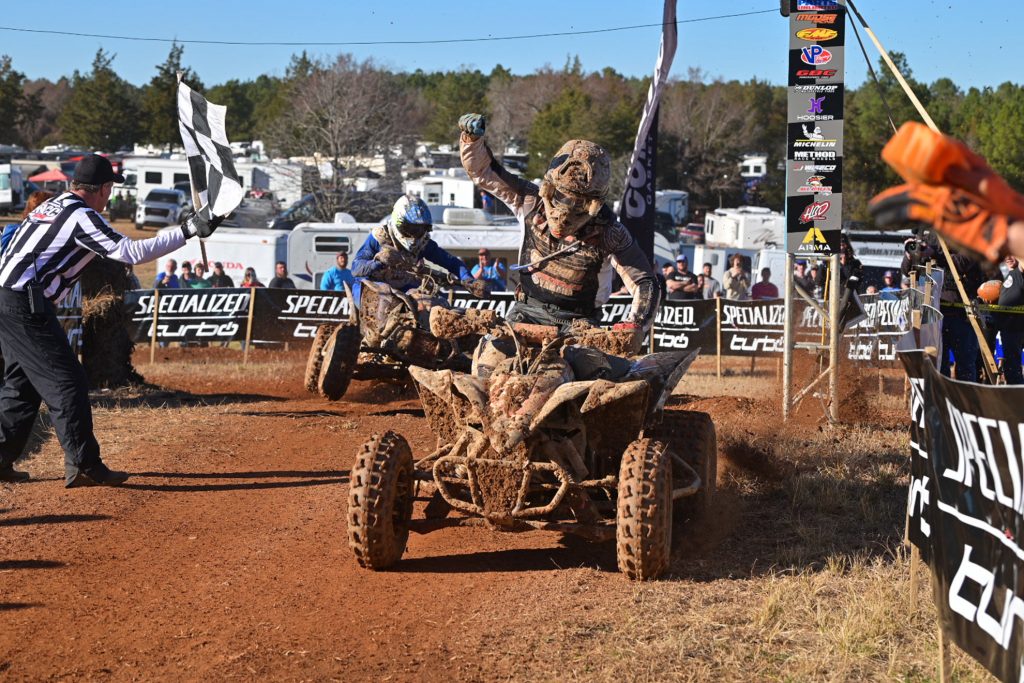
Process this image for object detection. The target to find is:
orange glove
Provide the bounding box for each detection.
[869,183,1010,262]
[613,322,640,331]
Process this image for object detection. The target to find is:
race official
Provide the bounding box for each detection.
[0,154,218,486]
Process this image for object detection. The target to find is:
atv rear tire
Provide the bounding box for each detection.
[318,324,361,401]
[656,410,717,517]
[348,431,415,570]
[304,324,336,394]
[616,438,673,581]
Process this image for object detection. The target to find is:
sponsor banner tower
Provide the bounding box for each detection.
[785,0,845,254]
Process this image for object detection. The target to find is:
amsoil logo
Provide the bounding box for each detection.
[796,28,838,41]
[797,13,838,24]
[797,1,840,10]
[799,201,831,224]
[796,69,838,79]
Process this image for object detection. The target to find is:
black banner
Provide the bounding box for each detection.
[618,0,676,263]
[900,348,1024,682]
[58,282,82,352]
[251,289,351,342]
[124,288,252,343]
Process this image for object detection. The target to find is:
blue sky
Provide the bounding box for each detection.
[0,1,1018,89]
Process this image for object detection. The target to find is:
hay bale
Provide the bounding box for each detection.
[80,257,144,389]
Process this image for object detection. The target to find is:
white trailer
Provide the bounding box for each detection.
[703,206,785,250]
[123,157,305,209]
[158,226,290,287]
[0,163,25,211]
[403,169,478,208]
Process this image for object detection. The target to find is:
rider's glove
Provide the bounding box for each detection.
[375,246,408,269]
[613,322,640,331]
[462,278,488,299]
[870,183,1010,263]
[179,210,222,239]
[458,113,486,139]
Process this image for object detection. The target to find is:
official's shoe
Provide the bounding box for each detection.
[65,464,130,488]
[0,464,30,483]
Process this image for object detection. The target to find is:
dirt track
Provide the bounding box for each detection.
[0,350,734,681]
[1,349,972,681]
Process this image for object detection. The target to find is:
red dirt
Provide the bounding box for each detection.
[0,351,888,680]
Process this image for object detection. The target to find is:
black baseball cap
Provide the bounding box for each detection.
[73,154,125,184]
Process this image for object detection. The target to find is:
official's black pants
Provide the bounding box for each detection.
[0,288,101,477]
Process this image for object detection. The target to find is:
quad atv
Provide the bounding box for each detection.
[346,324,716,580]
[305,266,496,401]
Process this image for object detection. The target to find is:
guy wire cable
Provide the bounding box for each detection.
[846,8,897,134]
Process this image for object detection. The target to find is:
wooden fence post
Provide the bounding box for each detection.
[716,296,723,379]
[149,288,160,365]
[242,289,257,365]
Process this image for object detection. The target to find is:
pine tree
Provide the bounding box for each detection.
[58,50,140,151]
[140,43,202,149]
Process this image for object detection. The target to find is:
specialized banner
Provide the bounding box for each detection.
[251,288,351,342]
[57,281,83,352]
[786,0,845,255]
[124,288,252,343]
[618,0,677,262]
[900,348,1024,682]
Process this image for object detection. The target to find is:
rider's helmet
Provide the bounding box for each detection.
[538,139,610,239]
[388,193,433,251]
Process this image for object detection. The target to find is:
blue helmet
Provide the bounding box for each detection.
[388,194,432,251]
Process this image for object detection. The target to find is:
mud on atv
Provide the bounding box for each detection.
[347,325,717,581]
[305,266,496,401]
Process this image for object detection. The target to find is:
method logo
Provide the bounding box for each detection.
[799,201,831,224]
[796,69,838,79]
[800,46,833,66]
[796,28,839,41]
[796,13,838,24]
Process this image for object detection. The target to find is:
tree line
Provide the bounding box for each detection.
[0,44,1022,219]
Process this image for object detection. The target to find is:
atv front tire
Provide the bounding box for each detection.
[318,324,361,401]
[616,438,673,581]
[348,431,415,570]
[304,324,336,394]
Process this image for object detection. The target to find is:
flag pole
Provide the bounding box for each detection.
[177,70,209,271]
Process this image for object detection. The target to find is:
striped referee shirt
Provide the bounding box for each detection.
[0,192,185,303]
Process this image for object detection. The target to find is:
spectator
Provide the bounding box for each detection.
[179,261,196,288]
[996,255,1024,385]
[665,255,700,300]
[722,254,751,300]
[126,264,141,290]
[320,251,354,291]
[879,270,900,300]
[480,190,494,215]
[241,267,264,288]
[793,259,815,295]
[865,285,879,295]
[471,248,506,292]
[2,191,53,255]
[701,262,722,299]
[154,259,179,289]
[809,264,823,297]
[839,245,864,292]
[901,276,911,291]
[207,261,234,288]
[268,261,296,289]
[751,268,779,300]
[190,262,212,289]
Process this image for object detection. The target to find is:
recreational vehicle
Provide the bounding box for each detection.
[0,164,25,211]
[123,157,305,210]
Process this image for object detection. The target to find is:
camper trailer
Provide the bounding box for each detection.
[0,163,25,211]
[123,157,305,210]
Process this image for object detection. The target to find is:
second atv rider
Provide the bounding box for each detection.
[458,113,659,336]
[352,193,486,297]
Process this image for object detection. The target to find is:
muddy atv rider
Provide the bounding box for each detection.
[458,114,659,340]
[352,193,486,298]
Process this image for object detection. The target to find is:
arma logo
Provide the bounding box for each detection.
[796,13,838,24]
[796,28,838,41]
[799,201,831,224]
[797,227,833,253]
[800,46,832,66]
[796,69,838,79]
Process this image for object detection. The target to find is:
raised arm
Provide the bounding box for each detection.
[458,113,538,216]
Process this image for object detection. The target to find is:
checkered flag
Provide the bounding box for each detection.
[177,81,244,220]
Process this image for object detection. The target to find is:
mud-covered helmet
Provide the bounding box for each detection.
[388,193,432,251]
[539,139,610,238]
